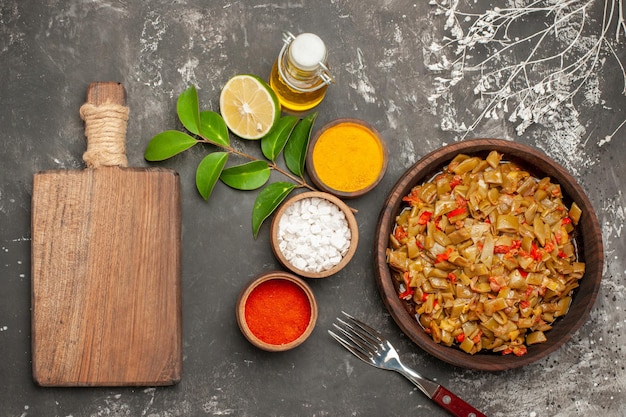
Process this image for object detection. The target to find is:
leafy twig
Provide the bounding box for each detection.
[617,0,626,40]
[193,137,314,191]
[144,85,318,237]
[426,0,626,138]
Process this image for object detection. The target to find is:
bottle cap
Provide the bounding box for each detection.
[289,33,327,72]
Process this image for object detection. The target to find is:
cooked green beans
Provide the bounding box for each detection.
[386,151,584,356]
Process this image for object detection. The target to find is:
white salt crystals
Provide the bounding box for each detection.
[276,196,352,273]
[270,191,359,278]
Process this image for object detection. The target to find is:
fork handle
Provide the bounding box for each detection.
[396,364,487,417]
[432,385,487,417]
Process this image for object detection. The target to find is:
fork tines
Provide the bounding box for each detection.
[328,311,385,365]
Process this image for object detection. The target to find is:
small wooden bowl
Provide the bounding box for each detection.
[270,191,359,278]
[236,271,318,352]
[306,118,388,199]
[374,139,603,371]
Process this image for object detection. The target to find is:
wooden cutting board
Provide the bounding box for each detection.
[31,82,182,386]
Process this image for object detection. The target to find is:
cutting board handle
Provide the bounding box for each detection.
[80,82,130,168]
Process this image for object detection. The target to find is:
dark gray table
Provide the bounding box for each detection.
[2,1,625,416]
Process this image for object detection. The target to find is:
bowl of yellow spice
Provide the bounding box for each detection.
[306,118,388,198]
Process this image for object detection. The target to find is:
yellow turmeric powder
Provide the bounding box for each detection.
[311,121,385,193]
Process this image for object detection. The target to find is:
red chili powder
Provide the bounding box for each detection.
[244,279,312,345]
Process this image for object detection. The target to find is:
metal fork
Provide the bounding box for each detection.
[329,312,487,417]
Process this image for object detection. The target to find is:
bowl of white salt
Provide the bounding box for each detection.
[270,191,359,278]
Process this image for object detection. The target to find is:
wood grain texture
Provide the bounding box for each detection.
[373,139,603,371]
[31,82,182,386]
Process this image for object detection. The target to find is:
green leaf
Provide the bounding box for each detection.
[261,115,298,162]
[196,152,228,200]
[144,130,198,161]
[220,160,270,190]
[199,111,229,146]
[252,182,296,238]
[284,111,317,177]
[177,85,201,135]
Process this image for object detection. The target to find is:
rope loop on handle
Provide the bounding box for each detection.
[79,103,129,168]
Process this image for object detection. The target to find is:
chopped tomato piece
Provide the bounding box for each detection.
[448,206,467,218]
[402,187,421,206]
[399,289,413,300]
[399,272,414,300]
[496,240,522,254]
[504,345,528,356]
[489,276,502,292]
[417,211,433,225]
[449,175,463,189]
[394,225,407,241]
[529,243,542,261]
[502,345,527,356]
[515,346,528,356]
[494,245,510,254]
[436,247,453,263]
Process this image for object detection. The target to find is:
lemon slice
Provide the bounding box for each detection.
[219,74,280,140]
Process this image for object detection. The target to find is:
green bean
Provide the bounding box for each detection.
[486,150,502,168]
[569,202,582,225]
[452,157,480,175]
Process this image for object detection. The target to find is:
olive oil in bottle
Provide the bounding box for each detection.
[269,32,334,112]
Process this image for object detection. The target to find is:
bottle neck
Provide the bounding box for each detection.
[277,33,334,93]
[285,54,323,85]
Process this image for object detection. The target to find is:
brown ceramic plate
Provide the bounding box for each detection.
[374,139,603,371]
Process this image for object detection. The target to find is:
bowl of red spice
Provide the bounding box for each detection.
[236,271,318,352]
[306,118,388,199]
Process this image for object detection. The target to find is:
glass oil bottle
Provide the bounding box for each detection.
[269,32,334,113]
